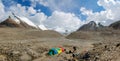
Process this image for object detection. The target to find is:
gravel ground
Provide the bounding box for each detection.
[0,38,95,61]
[0,28,119,61]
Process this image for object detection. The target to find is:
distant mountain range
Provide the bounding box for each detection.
[67,20,120,39]
[0,13,120,33]
[77,20,120,31]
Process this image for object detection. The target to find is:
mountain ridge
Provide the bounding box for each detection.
[77,21,106,31]
[0,16,37,29]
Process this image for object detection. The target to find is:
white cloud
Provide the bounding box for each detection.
[30,0,49,7]
[10,4,28,17]
[30,0,79,12]
[0,1,4,12]
[80,7,93,16]
[0,0,7,21]
[98,0,120,21]
[9,3,46,24]
[29,12,47,25]
[43,11,82,33]
[80,0,120,26]
[80,7,114,25]
[38,0,49,7]
[28,7,36,14]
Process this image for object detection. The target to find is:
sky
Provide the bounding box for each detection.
[0,0,120,33]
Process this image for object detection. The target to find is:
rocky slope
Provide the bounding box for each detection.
[0,28,62,40]
[109,20,120,29]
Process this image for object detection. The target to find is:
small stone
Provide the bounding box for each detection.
[20,52,32,61]
[0,55,7,61]
[26,48,40,59]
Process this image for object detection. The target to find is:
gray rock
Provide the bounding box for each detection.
[20,52,32,61]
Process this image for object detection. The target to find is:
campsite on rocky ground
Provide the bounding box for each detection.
[0,27,119,61]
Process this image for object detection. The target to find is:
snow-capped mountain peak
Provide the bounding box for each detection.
[12,13,37,28]
[17,16,37,28]
[12,13,48,30]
